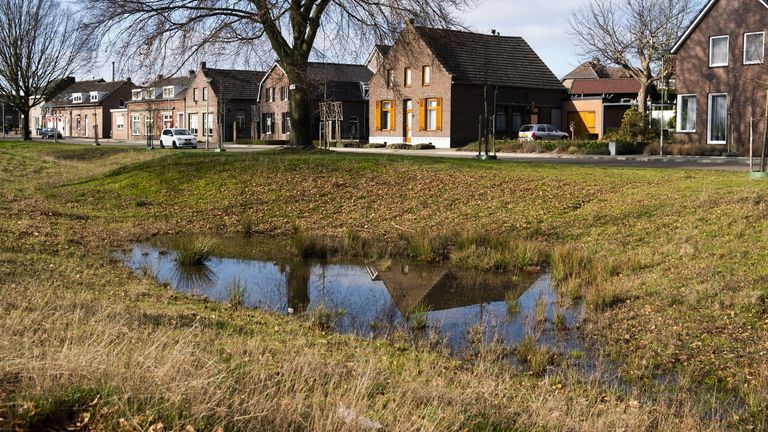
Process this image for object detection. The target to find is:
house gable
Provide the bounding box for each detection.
[671,0,768,53]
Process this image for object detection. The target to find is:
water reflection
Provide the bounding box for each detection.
[125,242,583,351]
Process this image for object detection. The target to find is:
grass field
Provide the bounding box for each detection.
[1,142,767,430]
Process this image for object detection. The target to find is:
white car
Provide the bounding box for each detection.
[518,124,569,141]
[159,128,198,149]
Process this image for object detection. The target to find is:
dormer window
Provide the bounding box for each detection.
[72,93,83,103]
[145,88,156,99]
[132,89,142,101]
[162,86,174,98]
[89,92,99,102]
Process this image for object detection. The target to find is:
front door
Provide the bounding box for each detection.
[404,100,413,143]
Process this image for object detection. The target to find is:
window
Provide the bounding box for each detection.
[131,115,141,136]
[163,86,175,98]
[202,112,212,136]
[744,32,765,64]
[386,70,394,88]
[236,110,246,130]
[189,113,198,134]
[145,88,156,99]
[263,113,275,134]
[710,35,729,67]
[76,115,82,130]
[116,115,124,130]
[677,95,696,132]
[72,93,83,103]
[118,98,125,108]
[281,112,291,134]
[708,93,727,144]
[266,87,276,102]
[280,86,289,101]
[422,66,431,85]
[177,112,184,128]
[377,100,393,130]
[162,113,173,129]
[418,98,442,131]
[89,92,99,102]
[404,67,412,87]
[192,88,198,102]
[132,90,142,101]
[203,87,209,101]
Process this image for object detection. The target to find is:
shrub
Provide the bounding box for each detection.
[365,143,386,149]
[608,107,660,144]
[413,143,435,150]
[235,139,289,146]
[227,278,247,308]
[386,143,413,150]
[459,138,642,155]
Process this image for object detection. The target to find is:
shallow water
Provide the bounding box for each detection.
[124,238,584,352]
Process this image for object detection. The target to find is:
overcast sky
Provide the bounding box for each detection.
[464,0,591,79]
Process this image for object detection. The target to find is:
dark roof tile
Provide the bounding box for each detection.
[569,78,641,95]
[414,26,564,90]
[205,68,266,101]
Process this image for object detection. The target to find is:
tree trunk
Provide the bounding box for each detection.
[637,84,649,115]
[285,60,314,149]
[20,108,30,140]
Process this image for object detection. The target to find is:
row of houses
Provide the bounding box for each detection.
[29,0,766,153]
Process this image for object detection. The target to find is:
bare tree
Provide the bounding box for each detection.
[568,0,701,114]
[82,0,472,148]
[0,0,94,140]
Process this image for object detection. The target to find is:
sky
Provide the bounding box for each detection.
[89,0,592,82]
[463,0,592,79]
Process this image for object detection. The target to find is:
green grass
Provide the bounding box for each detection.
[1,142,767,430]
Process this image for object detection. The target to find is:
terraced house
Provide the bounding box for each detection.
[111,73,194,142]
[368,21,566,148]
[671,0,768,153]
[258,62,372,142]
[45,79,134,139]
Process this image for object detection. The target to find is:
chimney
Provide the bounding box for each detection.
[157,74,164,80]
[199,61,207,71]
[188,69,196,76]
[406,18,415,27]
[491,29,497,36]
[125,77,131,83]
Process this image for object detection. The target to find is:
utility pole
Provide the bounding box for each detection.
[205,78,213,150]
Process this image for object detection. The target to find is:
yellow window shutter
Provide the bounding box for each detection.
[375,101,381,131]
[390,102,396,131]
[418,99,426,131]
[436,98,443,131]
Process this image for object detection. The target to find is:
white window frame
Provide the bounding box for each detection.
[115,115,125,130]
[162,112,173,129]
[177,112,184,129]
[132,90,142,101]
[744,32,765,65]
[707,93,728,145]
[709,35,729,67]
[131,115,141,136]
[89,92,99,102]
[189,113,198,134]
[676,94,697,133]
[202,87,208,101]
[163,86,175,98]
[72,93,83,103]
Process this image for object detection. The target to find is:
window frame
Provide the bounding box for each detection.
[89,92,99,102]
[162,86,175,98]
[188,113,198,134]
[72,93,83,103]
[131,115,141,136]
[381,100,393,131]
[386,70,394,88]
[676,94,697,133]
[744,31,765,65]
[422,65,431,86]
[115,115,125,130]
[404,67,412,87]
[192,88,198,102]
[707,93,728,145]
[709,35,730,67]
[202,87,208,101]
[132,90,142,101]
[425,98,439,131]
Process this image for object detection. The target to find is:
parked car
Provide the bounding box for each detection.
[518,124,569,141]
[39,128,62,139]
[159,128,198,149]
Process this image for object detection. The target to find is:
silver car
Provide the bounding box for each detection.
[518,124,569,141]
[159,128,198,149]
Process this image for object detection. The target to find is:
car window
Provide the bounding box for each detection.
[519,125,534,132]
[546,125,554,132]
[535,125,545,132]
[163,130,172,136]
[173,129,191,135]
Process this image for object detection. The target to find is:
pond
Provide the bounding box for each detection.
[121,237,585,352]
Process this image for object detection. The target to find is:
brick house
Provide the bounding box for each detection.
[258,62,372,142]
[183,63,265,145]
[561,62,641,139]
[1,96,21,133]
[111,74,194,142]
[671,0,768,153]
[47,79,134,139]
[368,23,566,148]
[30,77,76,136]
[365,44,392,72]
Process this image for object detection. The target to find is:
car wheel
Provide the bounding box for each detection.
[172,141,178,149]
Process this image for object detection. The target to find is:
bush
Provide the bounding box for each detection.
[607,107,660,144]
[643,142,727,156]
[386,143,413,150]
[365,143,386,149]
[459,139,642,155]
[235,139,289,146]
[413,143,435,150]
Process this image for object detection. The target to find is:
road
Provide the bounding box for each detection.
[8,135,758,172]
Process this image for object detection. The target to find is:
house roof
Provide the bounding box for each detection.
[569,78,641,95]
[307,62,373,83]
[204,68,266,101]
[671,0,768,53]
[563,61,631,80]
[143,75,194,90]
[50,79,130,107]
[413,26,564,90]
